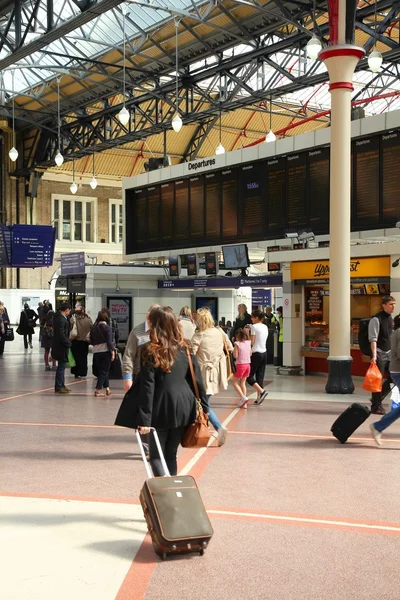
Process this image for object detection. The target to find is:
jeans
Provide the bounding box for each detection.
[23,334,32,349]
[373,373,400,433]
[205,394,222,432]
[371,357,392,408]
[55,360,67,391]
[247,351,267,388]
[95,351,111,390]
[149,426,186,477]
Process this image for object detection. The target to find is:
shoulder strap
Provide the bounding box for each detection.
[219,327,230,356]
[186,346,200,400]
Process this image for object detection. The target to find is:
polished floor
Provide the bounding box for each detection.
[1,337,400,600]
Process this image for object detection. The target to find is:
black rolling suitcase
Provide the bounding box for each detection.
[136,429,213,560]
[331,403,370,444]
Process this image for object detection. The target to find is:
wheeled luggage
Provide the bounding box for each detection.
[136,429,213,560]
[331,403,370,444]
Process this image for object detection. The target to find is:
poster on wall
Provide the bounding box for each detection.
[106,297,132,343]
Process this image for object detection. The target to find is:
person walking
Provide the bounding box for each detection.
[247,309,269,405]
[178,306,196,342]
[368,295,396,414]
[0,306,6,359]
[41,310,56,371]
[69,303,92,378]
[230,303,252,341]
[232,328,252,408]
[52,303,72,394]
[18,303,38,349]
[135,306,208,476]
[91,310,115,397]
[370,314,400,446]
[191,307,233,446]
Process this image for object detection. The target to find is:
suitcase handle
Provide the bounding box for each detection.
[136,428,170,478]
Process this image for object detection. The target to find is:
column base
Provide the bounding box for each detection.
[325,358,355,394]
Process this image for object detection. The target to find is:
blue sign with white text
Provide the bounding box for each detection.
[10,225,56,268]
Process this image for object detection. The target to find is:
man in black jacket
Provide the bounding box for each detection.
[52,303,72,394]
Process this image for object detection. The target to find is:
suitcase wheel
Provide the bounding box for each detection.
[199,549,205,556]
[161,552,167,561]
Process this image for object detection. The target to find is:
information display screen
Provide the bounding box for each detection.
[381,132,400,222]
[175,179,189,240]
[161,182,174,242]
[266,157,286,234]
[147,185,160,242]
[354,137,379,227]
[133,189,147,244]
[189,176,204,238]
[308,148,330,232]
[205,172,220,239]
[240,164,264,236]
[287,153,307,228]
[11,224,56,268]
[221,169,237,238]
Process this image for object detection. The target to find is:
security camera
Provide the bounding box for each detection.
[87,254,97,259]
[393,258,400,268]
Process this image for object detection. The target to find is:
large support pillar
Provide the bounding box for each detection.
[321,0,365,393]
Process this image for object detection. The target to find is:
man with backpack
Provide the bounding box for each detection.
[368,295,396,414]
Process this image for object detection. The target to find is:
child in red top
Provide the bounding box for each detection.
[232,328,252,409]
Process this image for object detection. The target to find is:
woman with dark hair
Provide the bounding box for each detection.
[90,310,115,397]
[18,303,38,349]
[41,310,56,371]
[136,306,208,476]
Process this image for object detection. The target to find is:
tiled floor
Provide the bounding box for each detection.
[1,337,399,600]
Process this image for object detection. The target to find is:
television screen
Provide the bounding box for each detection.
[169,256,181,277]
[195,297,218,322]
[222,244,250,269]
[186,254,199,276]
[205,251,219,275]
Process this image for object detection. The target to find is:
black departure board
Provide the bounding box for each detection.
[240,164,264,236]
[381,132,400,222]
[161,182,174,242]
[205,172,220,239]
[147,185,160,242]
[133,188,147,244]
[308,148,330,232]
[287,153,307,227]
[125,190,135,254]
[175,179,189,240]
[221,169,237,238]
[189,176,204,238]
[354,137,379,227]
[266,157,286,234]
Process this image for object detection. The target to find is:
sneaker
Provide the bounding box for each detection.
[371,405,386,415]
[237,396,248,409]
[29,343,33,349]
[217,425,228,446]
[370,423,383,447]
[45,365,51,371]
[62,387,71,394]
[256,389,269,406]
[55,388,70,394]
[51,365,57,371]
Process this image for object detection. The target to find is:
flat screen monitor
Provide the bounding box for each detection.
[195,297,218,323]
[222,244,250,270]
[205,251,219,275]
[186,254,199,277]
[169,256,181,277]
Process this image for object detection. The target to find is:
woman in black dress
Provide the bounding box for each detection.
[18,303,38,349]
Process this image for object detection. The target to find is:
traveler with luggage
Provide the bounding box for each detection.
[247,309,269,405]
[368,295,396,414]
[191,307,233,446]
[136,306,208,476]
[232,328,252,408]
[370,313,400,446]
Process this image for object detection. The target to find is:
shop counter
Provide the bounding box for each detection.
[301,347,370,377]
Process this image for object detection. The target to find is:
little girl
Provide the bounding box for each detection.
[232,328,252,409]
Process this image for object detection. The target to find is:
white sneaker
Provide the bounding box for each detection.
[370,424,383,447]
[237,396,248,408]
[217,425,228,446]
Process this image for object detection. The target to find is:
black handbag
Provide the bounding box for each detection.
[5,327,14,341]
[109,351,123,380]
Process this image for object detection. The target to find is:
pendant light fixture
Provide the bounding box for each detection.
[9,71,18,162]
[265,98,276,143]
[55,77,64,166]
[368,0,383,72]
[70,159,78,194]
[306,0,322,60]
[215,111,225,154]
[90,152,98,189]
[118,7,130,126]
[171,18,182,133]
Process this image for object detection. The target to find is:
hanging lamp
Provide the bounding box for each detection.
[55,77,64,166]
[368,0,382,72]
[70,159,77,194]
[9,71,18,162]
[265,99,276,143]
[171,19,182,132]
[118,8,130,126]
[90,152,98,189]
[306,0,321,60]
[215,111,225,154]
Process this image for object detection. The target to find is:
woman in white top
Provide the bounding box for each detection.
[247,309,269,405]
[191,307,233,446]
[178,306,196,342]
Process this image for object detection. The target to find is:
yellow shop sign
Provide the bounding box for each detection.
[291,257,391,281]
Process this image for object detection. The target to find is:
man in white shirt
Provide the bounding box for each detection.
[247,309,269,405]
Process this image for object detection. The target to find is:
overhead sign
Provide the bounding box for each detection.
[61,252,86,275]
[291,257,390,282]
[158,274,283,289]
[7,225,56,268]
[67,275,86,294]
[0,226,11,267]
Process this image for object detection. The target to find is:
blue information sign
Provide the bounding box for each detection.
[61,252,86,275]
[10,225,56,268]
[158,274,282,289]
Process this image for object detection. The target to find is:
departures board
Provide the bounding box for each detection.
[125,130,400,254]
